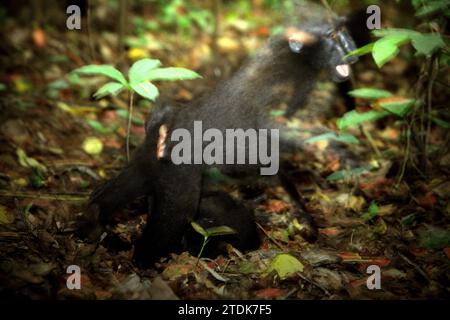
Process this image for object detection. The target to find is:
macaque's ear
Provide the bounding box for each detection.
[284,27,318,53]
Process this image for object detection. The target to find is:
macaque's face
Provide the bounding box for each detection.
[286,17,358,82]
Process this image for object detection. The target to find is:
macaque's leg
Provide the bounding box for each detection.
[133,165,202,267]
[285,92,307,118]
[278,166,317,241]
[285,80,315,117]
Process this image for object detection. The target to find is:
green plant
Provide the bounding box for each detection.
[337,1,449,177]
[72,58,201,160]
[337,88,416,131]
[159,0,214,36]
[190,221,236,265]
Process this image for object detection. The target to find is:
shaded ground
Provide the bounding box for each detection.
[0,2,449,300]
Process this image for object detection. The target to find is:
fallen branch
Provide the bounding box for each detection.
[0,190,88,202]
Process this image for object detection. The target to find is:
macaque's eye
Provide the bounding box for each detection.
[327,30,338,40]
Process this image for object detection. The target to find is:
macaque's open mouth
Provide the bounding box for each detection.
[336,64,350,78]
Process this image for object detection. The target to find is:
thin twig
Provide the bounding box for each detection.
[126,91,134,162]
[397,126,411,185]
[398,252,430,283]
[297,272,331,296]
[256,222,285,250]
[320,0,332,11]
[361,125,382,158]
[424,54,438,174]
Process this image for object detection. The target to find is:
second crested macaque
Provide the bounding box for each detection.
[84,9,359,266]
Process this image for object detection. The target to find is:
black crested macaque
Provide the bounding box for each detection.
[85,9,359,266]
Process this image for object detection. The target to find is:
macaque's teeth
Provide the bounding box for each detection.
[336,64,350,77]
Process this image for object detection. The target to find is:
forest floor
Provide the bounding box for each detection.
[0,7,449,300]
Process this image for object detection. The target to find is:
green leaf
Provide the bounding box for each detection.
[144,67,201,82]
[47,80,67,98]
[86,119,110,134]
[348,88,393,99]
[16,148,47,173]
[206,225,237,237]
[0,83,6,91]
[87,119,106,133]
[73,65,128,86]
[326,167,367,181]
[305,132,359,145]
[400,213,416,226]
[345,43,374,58]
[265,254,304,280]
[30,169,45,188]
[380,99,415,117]
[337,110,389,130]
[410,33,446,56]
[372,42,399,67]
[128,58,162,84]
[86,120,118,134]
[372,34,410,68]
[93,82,125,99]
[68,72,80,85]
[415,0,450,17]
[361,201,379,221]
[431,117,450,128]
[131,81,159,101]
[48,79,69,90]
[191,221,208,238]
[270,109,286,117]
[372,28,419,38]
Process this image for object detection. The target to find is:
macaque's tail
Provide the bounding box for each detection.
[78,161,148,241]
[88,162,148,226]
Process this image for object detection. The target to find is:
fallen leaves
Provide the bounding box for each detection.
[0,205,15,224]
[255,288,285,299]
[263,199,292,214]
[82,137,104,156]
[265,254,304,280]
